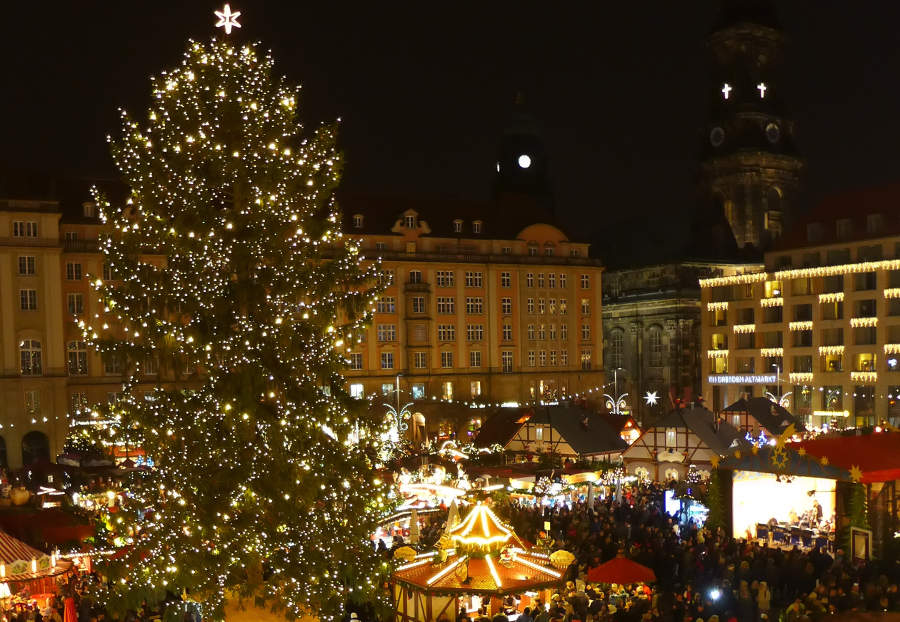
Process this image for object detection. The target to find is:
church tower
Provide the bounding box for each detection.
[493,94,552,205]
[700,0,804,250]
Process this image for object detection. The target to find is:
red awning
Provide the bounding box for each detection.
[587,556,656,585]
[795,433,900,483]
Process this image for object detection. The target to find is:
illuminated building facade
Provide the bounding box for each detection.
[701,185,900,429]
[341,195,605,408]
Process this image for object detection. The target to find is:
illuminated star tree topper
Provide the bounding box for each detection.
[214,4,241,34]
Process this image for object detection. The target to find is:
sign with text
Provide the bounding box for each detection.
[707,374,777,385]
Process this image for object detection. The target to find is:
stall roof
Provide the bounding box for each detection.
[475,406,627,456]
[718,446,849,480]
[722,397,805,435]
[794,433,900,483]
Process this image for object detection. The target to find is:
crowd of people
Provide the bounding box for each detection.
[498,482,900,622]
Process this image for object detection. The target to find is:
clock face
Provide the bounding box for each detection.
[710,126,725,147]
[517,154,532,169]
[766,123,781,144]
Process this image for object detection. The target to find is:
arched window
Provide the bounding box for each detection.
[664,468,680,482]
[608,329,624,369]
[19,340,42,376]
[21,430,49,465]
[648,326,664,368]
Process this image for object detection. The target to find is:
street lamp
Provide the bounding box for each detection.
[765,363,791,408]
[603,367,629,416]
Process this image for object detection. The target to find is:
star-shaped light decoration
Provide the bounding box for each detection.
[215,4,242,34]
[797,447,806,456]
[820,456,829,466]
[644,391,659,406]
[849,464,863,483]
[710,454,720,468]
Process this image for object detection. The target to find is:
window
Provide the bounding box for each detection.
[609,330,623,368]
[560,350,568,366]
[414,352,427,369]
[581,298,590,315]
[412,383,426,399]
[408,270,423,284]
[538,324,546,340]
[376,324,396,342]
[441,351,453,368]
[470,351,482,367]
[465,297,484,314]
[580,274,590,289]
[545,247,554,256]
[465,271,483,288]
[548,274,556,288]
[352,214,364,229]
[25,390,40,416]
[560,298,568,315]
[527,298,535,313]
[470,380,482,396]
[501,297,512,314]
[581,350,592,369]
[20,289,36,310]
[538,298,545,314]
[867,213,884,234]
[539,351,547,367]
[466,324,484,341]
[17,339,41,376]
[648,327,664,367]
[349,383,364,398]
[67,341,88,376]
[453,219,463,233]
[526,273,534,288]
[349,353,363,370]
[549,324,557,340]
[103,354,122,375]
[581,324,591,340]
[527,324,536,340]
[665,427,677,448]
[500,272,512,288]
[70,392,87,414]
[377,269,394,286]
[438,325,456,341]
[404,214,416,229]
[526,351,536,367]
[502,246,512,254]
[472,220,482,234]
[836,218,853,240]
[560,323,568,340]
[548,299,556,315]
[64,231,78,242]
[436,271,455,287]
[13,221,38,238]
[550,350,557,366]
[437,297,455,314]
[411,296,425,313]
[538,274,545,288]
[380,352,394,370]
[67,293,84,315]
[65,262,82,281]
[17,256,35,275]
[102,263,117,281]
[376,297,395,313]
[559,274,568,288]
[501,351,513,373]
[375,242,387,251]
[442,381,454,400]
[502,323,512,341]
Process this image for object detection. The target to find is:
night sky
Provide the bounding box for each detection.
[3,2,900,263]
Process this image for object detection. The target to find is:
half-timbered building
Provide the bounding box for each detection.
[721,396,804,439]
[622,405,743,481]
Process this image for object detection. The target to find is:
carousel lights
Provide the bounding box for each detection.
[515,555,561,578]
[485,554,502,588]
[425,555,468,586]
[396,559,430,572]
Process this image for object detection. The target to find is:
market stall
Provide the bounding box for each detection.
[0,529,73,607]
[391,502,567,622]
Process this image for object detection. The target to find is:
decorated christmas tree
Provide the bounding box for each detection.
[705,467,726,533]
[83,36,390,620]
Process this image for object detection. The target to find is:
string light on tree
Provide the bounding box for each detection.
[644,391,659,407]
[81,35,391,621]
[721,83,732,99]
[214,4,241,34]
[757,82,767,98]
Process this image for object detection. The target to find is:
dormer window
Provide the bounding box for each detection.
[82,202,96,218]
[528,246,538,257]
[352,214,364,229]
[453,219,463,234]
[404,215,416,229]
[472,220,482,234]
[544,247,554,256]
[807,223,824,243]
[836,218,852,240]
[867,213,884,234]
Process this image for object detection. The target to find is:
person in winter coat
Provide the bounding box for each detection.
[756,582,771,620]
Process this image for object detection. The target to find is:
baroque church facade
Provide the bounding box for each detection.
[602,0,803,425]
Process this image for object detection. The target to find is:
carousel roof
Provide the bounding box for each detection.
[445,503,522,551]
[392,549,563,594]
[393,502,565,594]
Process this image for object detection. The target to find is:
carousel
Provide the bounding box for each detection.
[391,502,570,622]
